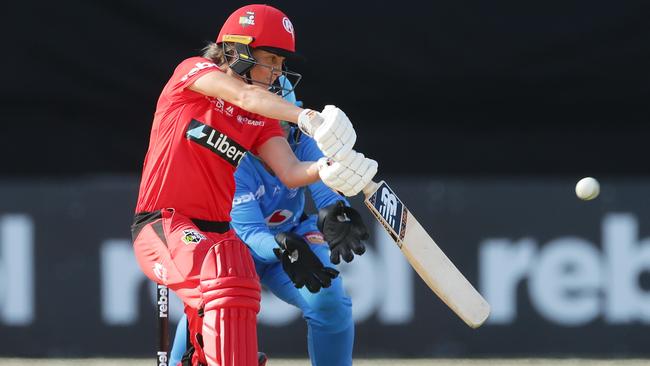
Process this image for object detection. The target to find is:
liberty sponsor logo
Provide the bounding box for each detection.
[181,229,205,245]
[186,119,248,167]
[180,62,218,82]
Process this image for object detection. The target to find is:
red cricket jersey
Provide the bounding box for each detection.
[135,57,284,222]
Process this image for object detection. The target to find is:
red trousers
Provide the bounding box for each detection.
[132,209,260,366]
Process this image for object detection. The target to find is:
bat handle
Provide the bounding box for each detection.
[362,181,378,198]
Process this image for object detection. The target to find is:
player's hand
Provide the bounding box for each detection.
[297,106,356,161]
[317,150,378,197]
[318,200,369,264]
[273,232,339,293]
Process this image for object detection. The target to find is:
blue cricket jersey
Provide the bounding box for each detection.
[231,131,348,263]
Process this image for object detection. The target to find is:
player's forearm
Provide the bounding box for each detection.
[190,71,302,122]
[238,85,302,123]
[258,137,321,188]
[275,161,320,189]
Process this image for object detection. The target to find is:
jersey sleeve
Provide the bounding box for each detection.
[250,118,284,155]
[298,135,350,209]
[231,165,280,264]
[168,57,222,100]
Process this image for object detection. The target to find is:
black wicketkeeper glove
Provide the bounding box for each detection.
[273,232,339,293]
[317,200,369,264]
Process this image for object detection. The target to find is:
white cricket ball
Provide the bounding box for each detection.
[575,177,600,201]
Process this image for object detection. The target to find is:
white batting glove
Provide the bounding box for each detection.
[317,150,378,197]
[297,109,323,137]
[298,106,356,161]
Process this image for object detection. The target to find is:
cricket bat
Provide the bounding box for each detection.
[363,180,490,328]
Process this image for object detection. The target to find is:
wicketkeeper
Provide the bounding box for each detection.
[170,79,367,366]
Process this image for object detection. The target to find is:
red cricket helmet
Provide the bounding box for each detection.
[215,4,301,96]
[217,4,295,56]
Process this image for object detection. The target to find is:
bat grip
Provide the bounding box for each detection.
[362,181,378,198]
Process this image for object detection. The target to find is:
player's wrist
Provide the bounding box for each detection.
[297,109,323,137]
[316,157,331,171]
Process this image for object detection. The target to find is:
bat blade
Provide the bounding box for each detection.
[364,180,490,328]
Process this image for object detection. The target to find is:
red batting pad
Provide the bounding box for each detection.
[200,240,261,365]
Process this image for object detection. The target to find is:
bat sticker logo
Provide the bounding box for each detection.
[370,182,406,239]
[380,187,398,228]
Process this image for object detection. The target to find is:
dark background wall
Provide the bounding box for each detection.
[3,0,649,177]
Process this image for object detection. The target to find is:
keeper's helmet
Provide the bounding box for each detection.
[276,75,303,148]
[217,4,301,96]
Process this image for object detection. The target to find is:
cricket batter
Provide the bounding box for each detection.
[131,4,377,366]
[170,82,366,366]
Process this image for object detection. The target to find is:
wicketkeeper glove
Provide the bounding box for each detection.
[297,105,356,161]
[318,200,369,264]
[273,232,339,293]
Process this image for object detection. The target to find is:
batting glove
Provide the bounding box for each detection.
[317,150,378,197]
[298,105,356,161]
